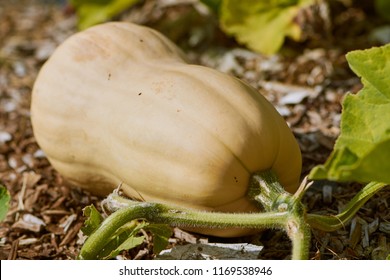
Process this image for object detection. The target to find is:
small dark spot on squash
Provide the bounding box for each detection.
[234,176,238,183]
[139,39,144,43]
[138,92,142,96]
[108,73,111,80]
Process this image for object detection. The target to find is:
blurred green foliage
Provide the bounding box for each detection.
[375,0,390,21]
[70,0,140,30]
[70,0,314,54]
[216,0,314,55]
[69,0,390,54]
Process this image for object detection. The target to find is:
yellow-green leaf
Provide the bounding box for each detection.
[219,0,314,55]
[310,44,390,184]
[70,0,140,30]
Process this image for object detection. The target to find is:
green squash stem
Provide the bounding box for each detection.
[78,170,312,260]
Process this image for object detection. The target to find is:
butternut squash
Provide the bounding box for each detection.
[31,22,301,236]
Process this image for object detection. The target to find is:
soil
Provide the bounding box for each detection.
[0,0,389,260]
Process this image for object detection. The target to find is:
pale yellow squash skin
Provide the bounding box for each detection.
[31,22,302,237]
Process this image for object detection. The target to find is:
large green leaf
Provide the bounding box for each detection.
[70,0,140,30]
[218,0,314,55]
[309,44,390,184]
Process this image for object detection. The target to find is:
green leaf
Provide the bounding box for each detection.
[102,220,147,259]
[99,222,171,258]
[81,204,104,236]
[145,224,172,254]
[70,0,140,30]
[80,202,171,259]
[218,0,314,55]
[310,44,390,184]
[105,236,145,259]
[0,186,10,222]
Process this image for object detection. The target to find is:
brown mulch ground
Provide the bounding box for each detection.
[0,0,389,260]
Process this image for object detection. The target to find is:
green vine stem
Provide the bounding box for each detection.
[248,170,311,259]
[79,170,310,260]
[78,170,387,260]
[79,200,291,260]
[307,181,387,231]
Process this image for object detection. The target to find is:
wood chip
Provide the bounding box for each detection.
[12,214,46,233]
[59,222,83,247]
[8,240,19,260]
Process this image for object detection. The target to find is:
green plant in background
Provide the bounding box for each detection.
[69,0,390,54]
[70,0,140,30]
[70,0,314,54]
[202,0,314,55]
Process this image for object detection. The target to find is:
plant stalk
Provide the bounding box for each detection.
[307,181,387,231]
[79,170,314,260]
[79,199,291,259]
